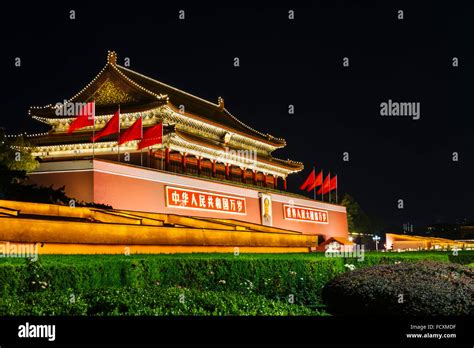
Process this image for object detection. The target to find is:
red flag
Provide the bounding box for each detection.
[299,168,315,191]
[318,174,337,195]
[328,175,337,193]
[317,173,331,195]
[67,102,95,133]
[307,170,323,192]
[137,123,163,150]
[118,117,142,145]
[92,109,120,142]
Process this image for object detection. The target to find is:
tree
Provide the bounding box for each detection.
[3,135,39,172]
[0,132,66,203]
[0,132,39,196]
[340,193,372,235]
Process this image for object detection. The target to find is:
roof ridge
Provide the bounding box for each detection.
[271,156,303,165]
[29,63,166,114]
[29,63,110,112]
[223,108,285,143]
[117,65,220,109]
[109,64,167,101]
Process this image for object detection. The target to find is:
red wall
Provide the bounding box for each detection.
[27,170,94,204]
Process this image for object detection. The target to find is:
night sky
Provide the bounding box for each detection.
[1,1,472,232]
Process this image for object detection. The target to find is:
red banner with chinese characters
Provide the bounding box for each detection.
[283,204,329,224]
[166,186,246,214]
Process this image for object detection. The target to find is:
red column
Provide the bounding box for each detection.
[148,150,153,166]
[197,157,202,175]
[263,174,267,187]
[211,161,216,177]
[241,168,246,183]
[252,170,257,185]
[181,153,187,172]
[165,148,170,171]
[274,176,278,189]
[225,164,230,180]
[284,178,287,190]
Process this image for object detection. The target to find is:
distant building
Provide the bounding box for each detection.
[426,221,474,240]
[385,233,473,251]
[460,225,474,239]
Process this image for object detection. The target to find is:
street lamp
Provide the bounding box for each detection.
[373,235,381,251]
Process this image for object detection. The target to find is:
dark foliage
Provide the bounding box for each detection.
[322,261,474,316]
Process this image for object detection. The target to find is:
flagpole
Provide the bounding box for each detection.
[92,102,95,161]
[329,172,331,204]
[162,124,167,171]
[313,166,316,200]
[321,169,324,202]
[336,175,338,204]
[117,105,121,162]
[140,115,143,167]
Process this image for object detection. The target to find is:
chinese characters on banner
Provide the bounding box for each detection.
[283,204,329,224]
[166,186,246,214]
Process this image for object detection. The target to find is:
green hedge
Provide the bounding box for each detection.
[448,253,474,265]
[1,251,473,310]
[0,255,346,307]
[1,286,324,316]
[341,251,450,267]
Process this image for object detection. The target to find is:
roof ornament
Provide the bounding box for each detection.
[107,51,117,66]
[223,132,232,144]
[218,96,225,110]
[159,94,170,102]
